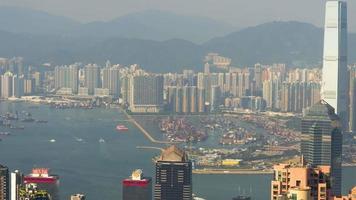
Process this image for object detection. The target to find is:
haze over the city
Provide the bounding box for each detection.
[1,0,356,31]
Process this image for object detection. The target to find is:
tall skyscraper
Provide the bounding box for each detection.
[154,145,192,200]
[321,0,348,130]
[122,169,152,200]
[301,100,342,196]
[10,170,23,200]
[0,165,9,200]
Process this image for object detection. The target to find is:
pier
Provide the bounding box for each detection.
[136,146,164,152]
[122,109,176,144]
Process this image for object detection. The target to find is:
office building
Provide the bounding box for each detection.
[0,165,9,200]
[122,169,152,200]
[24,168,60,200]
[321,1,348,130]
[70,194,86,200]
[10,170,23,200]
[301,100,342,196]
[154,145,192,200]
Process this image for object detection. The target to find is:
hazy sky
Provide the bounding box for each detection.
[0,0,355,31]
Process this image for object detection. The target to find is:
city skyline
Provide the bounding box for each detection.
[0,0,355,200]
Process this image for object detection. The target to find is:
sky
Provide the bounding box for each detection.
[0,0,355,31]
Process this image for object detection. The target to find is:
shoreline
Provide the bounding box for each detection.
[193,169,274,175]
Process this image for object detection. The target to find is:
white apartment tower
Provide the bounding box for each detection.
[321,0,348,130]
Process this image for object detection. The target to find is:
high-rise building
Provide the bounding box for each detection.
[1,72,13,99]
[12,75,24,98]
[102,65,121,97]
[129,74,164,113]
[24,168,60,200]
[198,88,205,113]
[190,86,197,113]
[10,170,23,200]
[122,169,152,200]
[84,64,100,95]
[182,86,190,113]
[271,163,331,200]
[210,85,221,112]
[54,65,79,94]
[301,100,343,196]
[321,0,348,130]
[70,194,86,200]
[24,79,36,95]
[0,165,9,200]
[154,145,192,200]
[349,65,356,133]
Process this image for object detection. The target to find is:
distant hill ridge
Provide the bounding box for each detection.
[0,7,355,72]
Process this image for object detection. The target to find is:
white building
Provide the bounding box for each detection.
[321,0,348,130]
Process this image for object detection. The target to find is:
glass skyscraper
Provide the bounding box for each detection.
[154,146,192,200]
[301,100,342,196]
[321,0,348,130]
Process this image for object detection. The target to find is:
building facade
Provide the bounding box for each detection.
[154,146,192,200]
[301,100,342,196]
[321,1,348,130]
[0,165,9,200]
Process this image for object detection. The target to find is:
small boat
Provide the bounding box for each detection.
[36,120,48,123]
[0,132,10,136]
[116,125,129,131]
[99,138,105,143]
[50,139,56,143]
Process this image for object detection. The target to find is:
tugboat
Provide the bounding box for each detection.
[116,125,129,132]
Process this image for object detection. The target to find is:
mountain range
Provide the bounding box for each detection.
[0,7,355,72]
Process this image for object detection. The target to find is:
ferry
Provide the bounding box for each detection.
[116,125,129,131]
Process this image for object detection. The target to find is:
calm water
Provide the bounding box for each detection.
[0,102,355,200]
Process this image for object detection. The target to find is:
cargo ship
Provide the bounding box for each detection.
[116,125,129,131]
